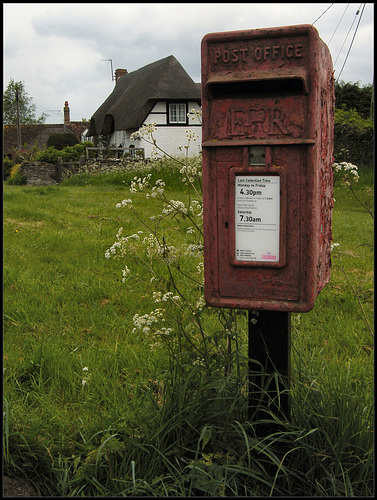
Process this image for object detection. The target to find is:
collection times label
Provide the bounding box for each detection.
[235,175,280,262]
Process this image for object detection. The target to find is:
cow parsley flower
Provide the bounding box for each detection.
[132,308,166,334]
[122,267,131,281]
[130,123,157,141]
[162,200,188,215]
[333,162,359,186]
[116,199,133,209]
[130,174,152,192]
[81,367,90,386]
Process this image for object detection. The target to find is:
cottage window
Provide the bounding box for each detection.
[169,103,186,124]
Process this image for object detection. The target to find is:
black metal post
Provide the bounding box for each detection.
[248,310,291,431]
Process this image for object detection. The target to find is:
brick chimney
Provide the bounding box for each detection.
[64,101,70,125]
[115,69,128,83]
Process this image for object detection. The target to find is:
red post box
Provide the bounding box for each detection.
[201,25,334,312]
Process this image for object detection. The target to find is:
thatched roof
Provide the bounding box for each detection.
[88,55,201,137]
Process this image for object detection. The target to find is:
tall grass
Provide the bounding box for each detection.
[3,161,373,496]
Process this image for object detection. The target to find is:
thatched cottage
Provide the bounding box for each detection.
[88,55,202,158]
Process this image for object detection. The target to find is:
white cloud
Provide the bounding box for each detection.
[3,3,373,124]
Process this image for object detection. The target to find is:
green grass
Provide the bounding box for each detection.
[3,184,173,443]
[3,163,374,496]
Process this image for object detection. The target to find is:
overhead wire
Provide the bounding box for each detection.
[328,3,350,46]
[336,3,366,81]
[312,3,334,25]
[34,101,63,119]
[333,3,362,67]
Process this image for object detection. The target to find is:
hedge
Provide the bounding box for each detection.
[46,132,79,150]
[333,108,374,168]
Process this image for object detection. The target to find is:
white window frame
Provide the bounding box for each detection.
[169,103,187,124]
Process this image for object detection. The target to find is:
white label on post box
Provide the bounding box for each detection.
[235,175,280,262]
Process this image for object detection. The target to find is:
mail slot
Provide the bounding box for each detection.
[201,25,334,312]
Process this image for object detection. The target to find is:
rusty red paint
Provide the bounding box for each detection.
[201,25,334,312]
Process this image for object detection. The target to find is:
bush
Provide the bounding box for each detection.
[7,164,27,185]
[34,146,60,164]
[46,133,79,150]
[334,107,373,168]
[60,142,95,162]
[335,81,373,120]
[35,142,95,165]
[3,156,13,180]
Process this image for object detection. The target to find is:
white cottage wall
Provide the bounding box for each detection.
[141,100,202,157]
[110,130,127,147]
[109,101,202,158]
[144,102,167,125]
[140,125,202,158]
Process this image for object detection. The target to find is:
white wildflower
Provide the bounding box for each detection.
[132,308,166,334]
[130,123,157,142]
[195,296,206,313]
[162,200,188,215]
[130,173,152,192]
[333,162,360,185]
[190,200,203,217]
[116,199,133,209]
[185,244,204,256]
[122,267,131,282]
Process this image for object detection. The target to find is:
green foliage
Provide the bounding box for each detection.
[334,107,374,168]
[335,106,373,132]
[335,80,373,119]
[59,142,95,162]
[3,146,373,495]
[7,164,27,185]
[34,142,95,164]
[61,156,202,190]
[34,146,61,164]
[3,78,48,125]
[46,132,79,150]
[9,142,42,165]
[333,80,374,168]
[3,156,13,180]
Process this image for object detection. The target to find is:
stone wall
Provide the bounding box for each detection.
[18,156,145,186]
[19,161,60,186]
[19,157,85,185]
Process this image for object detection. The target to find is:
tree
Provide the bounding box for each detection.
[335,80,373,120]
[3,78,48,125]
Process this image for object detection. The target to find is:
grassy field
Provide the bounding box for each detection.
[3,161,374,496]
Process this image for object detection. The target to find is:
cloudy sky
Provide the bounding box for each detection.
[3,3,374,124]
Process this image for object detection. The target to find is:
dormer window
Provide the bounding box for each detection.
[169,103,187,124]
